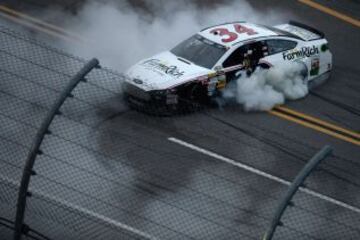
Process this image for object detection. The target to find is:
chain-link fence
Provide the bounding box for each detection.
[1,25,360,240]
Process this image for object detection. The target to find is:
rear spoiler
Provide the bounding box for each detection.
[289,21,325,39]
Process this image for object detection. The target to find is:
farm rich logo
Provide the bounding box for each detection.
[282,46,319,60]
[141,59,185,78]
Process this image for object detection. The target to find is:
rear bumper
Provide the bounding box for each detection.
[308,71,331,89]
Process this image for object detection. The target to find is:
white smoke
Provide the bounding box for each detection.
[59,0,287,71]
[223,63,309,111]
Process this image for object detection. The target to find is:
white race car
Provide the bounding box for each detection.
[124,21,332,112]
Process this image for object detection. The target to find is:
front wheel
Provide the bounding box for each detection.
[178,83,209,111]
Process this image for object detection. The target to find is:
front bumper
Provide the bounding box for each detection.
[122,82,178,113]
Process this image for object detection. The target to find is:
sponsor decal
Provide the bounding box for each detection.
[216,79,226,90]
[321,44,328,52]
[207,72,218,78]
[282,46,319,60]
[141,59,185,78]
[310,58,320,76]
[210,24,258,43]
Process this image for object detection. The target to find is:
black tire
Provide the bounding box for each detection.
[178,83,208,112]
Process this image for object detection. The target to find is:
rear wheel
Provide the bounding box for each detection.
[290,61,309,87]
[299,63,308,83]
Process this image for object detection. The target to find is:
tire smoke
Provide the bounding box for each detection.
[223,63,309,111]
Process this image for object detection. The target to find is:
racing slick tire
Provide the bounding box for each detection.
[178,83,209,112]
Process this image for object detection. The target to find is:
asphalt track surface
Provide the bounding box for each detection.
[0,0,359,239]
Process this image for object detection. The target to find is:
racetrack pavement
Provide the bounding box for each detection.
[0,0,359,239]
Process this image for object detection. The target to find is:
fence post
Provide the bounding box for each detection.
[263,145,333,240]
[13,58,100,240]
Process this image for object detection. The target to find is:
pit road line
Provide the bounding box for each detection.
[168,137,360,215]
[298,0,360,28]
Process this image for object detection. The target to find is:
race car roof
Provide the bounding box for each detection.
[199,22,279,47]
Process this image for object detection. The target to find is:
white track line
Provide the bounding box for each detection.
[0,174,158,240]
[168,137,360,215]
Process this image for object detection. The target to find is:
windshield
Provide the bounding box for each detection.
[170,34,227,69]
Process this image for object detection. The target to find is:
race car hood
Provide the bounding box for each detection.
[125,51,211,91]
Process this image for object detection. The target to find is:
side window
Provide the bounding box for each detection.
[223,45,249,68]
[266,40,297,55]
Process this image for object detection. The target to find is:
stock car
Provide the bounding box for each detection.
[123,21,332,112]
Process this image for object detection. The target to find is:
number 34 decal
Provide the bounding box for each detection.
[210,24,258,43]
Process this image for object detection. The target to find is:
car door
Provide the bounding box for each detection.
[222,41,267,81]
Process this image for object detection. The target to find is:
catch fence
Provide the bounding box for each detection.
[1,25,360,240]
